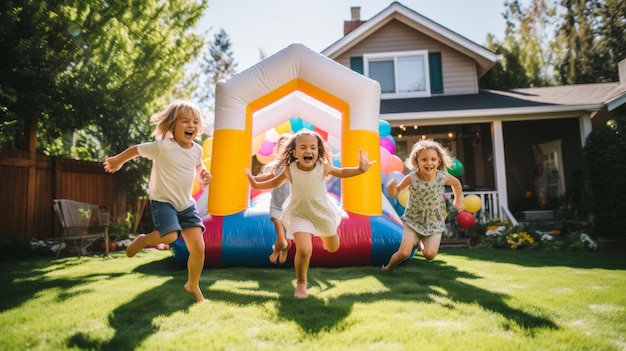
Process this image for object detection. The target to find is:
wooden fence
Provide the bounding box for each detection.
[0,148,125,242]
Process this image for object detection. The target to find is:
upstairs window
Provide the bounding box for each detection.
[364,50,431,98]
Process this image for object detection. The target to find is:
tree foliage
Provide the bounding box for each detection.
[480,34,530,89]
[0,0,208,160]
[481,0,626,89]
[553,0,610,84]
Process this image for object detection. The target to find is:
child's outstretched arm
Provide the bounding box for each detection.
[104,145,140,173]
[245,168,288,189]
[445,174,466,212]
[329,148,376,178]
[386,175,411,198]
[195,164,212,186]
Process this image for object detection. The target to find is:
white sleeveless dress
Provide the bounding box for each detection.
[280,160,342,239]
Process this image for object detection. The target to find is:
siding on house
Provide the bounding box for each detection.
[334,19,479,96]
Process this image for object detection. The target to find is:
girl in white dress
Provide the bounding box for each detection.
[246,130,374,299]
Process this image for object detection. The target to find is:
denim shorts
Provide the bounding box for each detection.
[151,200,205,237]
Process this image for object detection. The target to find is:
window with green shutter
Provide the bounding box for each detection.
[362,50,435,98]
[350,56,364,74]
[429,52,443,94]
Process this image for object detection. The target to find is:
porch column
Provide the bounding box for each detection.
[492,121,509,216]
[579,112,593,147]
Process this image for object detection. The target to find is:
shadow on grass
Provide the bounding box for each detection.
[440,248,626,270]
[67,256,196,351]
[192,256,558,335]
[0,256,125,313]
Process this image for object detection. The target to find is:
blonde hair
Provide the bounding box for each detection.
[150,100,204,140]
[405,139,454,171]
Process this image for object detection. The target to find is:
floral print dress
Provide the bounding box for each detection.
[402,170,447,236]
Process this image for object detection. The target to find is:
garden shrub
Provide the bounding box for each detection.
[583,115,626,237]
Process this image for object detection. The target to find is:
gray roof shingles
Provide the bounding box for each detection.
[380,82,625,114]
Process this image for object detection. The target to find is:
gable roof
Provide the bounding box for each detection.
[322,1,498,77]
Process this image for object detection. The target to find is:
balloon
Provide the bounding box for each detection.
[380,146,391,173]
[258,140,275,156]
[379,120,391,137]
[463,195,482,213]
[192,185,204,201]
[447,158,463,177]
[255,153,274,164]
[380,136,395,154]
[387,155,404,174]
[386,170,405,185]
[315,127,328,141]
[290,117,303,132]
[457,212,476,228]
[265,128,280,142]
[202,157,211,172]
[252,133,265,155]
[397,189,410,207]
[383,135,396,146]
[202,137,213,158]
[302,120,315,131]
[191,178,200,196]
[275,120,292,134]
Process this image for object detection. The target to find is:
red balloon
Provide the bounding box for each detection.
[457,211,476,228]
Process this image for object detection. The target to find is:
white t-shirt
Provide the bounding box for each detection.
[137,139,203,211]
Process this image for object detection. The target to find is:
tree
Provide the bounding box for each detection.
[502,0,558,87]
[597,0,626,78]
[480,34,530,89]
[0,0,208,159]
[553,0,608,84]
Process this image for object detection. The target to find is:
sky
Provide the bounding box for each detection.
[198,0,514,73]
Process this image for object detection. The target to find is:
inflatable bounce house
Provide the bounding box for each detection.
[171,43,409,268]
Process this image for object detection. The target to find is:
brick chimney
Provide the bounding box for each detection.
[344,6,366,35]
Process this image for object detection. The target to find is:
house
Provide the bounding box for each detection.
[321,2,626,224]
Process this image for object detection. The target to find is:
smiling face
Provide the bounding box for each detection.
[292,133,320,170]
[415,148,441,177]
[173,111,202,148]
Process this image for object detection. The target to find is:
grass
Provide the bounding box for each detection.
[1,248,625,351]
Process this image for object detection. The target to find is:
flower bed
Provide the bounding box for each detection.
[473,218,597,251]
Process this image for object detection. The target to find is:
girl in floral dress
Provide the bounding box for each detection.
[383,139,466,271]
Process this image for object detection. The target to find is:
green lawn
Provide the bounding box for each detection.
[1,248,625,351]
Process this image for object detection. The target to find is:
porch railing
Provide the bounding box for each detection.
[444,190,518,226]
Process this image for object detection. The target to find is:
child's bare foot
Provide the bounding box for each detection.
[295,282,308,299]
[278,241,292,264]
[382,264,391,271]
[126,234,146,257]
[269,245,281,263]
[184,282,207,302]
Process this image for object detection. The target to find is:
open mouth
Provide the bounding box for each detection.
[303,156,314,162]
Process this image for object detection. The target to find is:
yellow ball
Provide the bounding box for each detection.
[463,194,482,213]
[398,189,410,207]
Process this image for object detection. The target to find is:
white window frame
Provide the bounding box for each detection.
[363,50,431,99]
